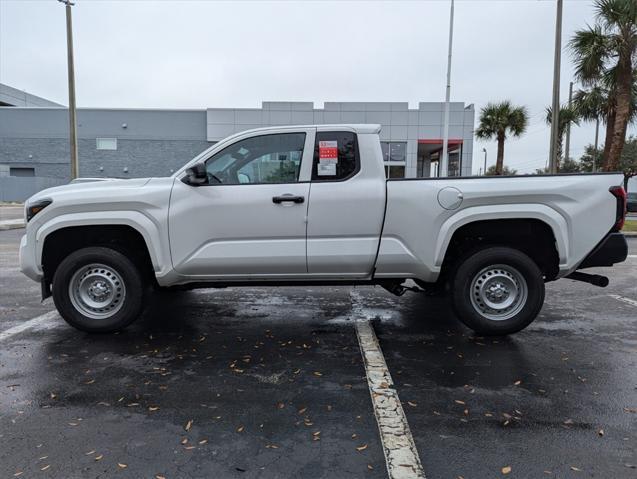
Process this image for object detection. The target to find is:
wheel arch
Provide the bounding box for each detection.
[38,213,164,284]
[438,214,563,281]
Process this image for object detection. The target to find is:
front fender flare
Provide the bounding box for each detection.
[34,211,170,276]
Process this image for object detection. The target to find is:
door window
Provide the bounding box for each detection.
[204,133,306,185]
[311,131,359,181]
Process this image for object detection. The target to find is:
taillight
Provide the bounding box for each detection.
[609,185,627,231]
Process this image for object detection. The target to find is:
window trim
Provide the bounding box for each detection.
[311,131,361,183]
[200,132,307,186]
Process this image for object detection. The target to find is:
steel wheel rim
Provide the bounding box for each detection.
[68,263,126,319]
[469,264,527,321]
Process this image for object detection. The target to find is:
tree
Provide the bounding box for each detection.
[570,0,637,171]
[545,105,580,169]
[534,157,582,174]
[573,77,637,170]
[485,165,517,176]
[475,101,528,175]
[579,135,637,189]
[578,144,604,172]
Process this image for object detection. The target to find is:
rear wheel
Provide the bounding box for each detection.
[52,247,146,333]
[450,246,544,335]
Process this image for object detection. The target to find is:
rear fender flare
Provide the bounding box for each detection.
[434,204,568,268]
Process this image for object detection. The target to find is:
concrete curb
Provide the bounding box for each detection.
[0,220,25,231]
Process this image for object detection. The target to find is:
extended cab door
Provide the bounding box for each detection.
[169,129,314,278]
[306,129,386,277]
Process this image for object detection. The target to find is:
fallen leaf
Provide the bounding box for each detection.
[313,371,323,377]
[237,425,244,433]
[571,466,582,471]
[276,402,285,409]
[502,466,512,475]
[118,463,127,469]
[148,406,160,412]
[598,429,604,437]
[184,419,193,431]
[95,455,103,461]
[298,407,307,415]
[40,465,50,471]
[514,380,522,386]
[198,439,208,445]
[367,465,373,470]
[356,444,368,451]
[454,400,465,405]
[85,450,95,455]
[407,401,417,407]
[155,476,166,479]
[13,472,23,477]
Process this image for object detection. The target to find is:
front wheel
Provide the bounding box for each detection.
[52,247,147,333]
[450,246,545,335]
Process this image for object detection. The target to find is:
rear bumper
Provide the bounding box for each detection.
[578,232,628,269]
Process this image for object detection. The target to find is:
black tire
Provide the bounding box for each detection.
[52,247,147,333]
[450,246,545,335]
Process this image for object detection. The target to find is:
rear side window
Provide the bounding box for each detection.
[311,131,360,181]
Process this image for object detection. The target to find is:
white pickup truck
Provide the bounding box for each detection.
[19,124,628,335]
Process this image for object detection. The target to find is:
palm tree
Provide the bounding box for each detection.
[569,0,637,171]
[545,105,580,170]
[573,77,637,170]
[475,101,528,175]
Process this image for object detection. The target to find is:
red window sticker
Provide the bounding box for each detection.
[319,141,338,160]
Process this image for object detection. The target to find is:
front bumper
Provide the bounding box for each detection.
[578,232,628,269]
[19,233,43,282]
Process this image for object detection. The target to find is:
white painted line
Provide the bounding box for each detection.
[627,255,637,259]
[609,294,637,307]
[355,319,426,479]
[0,310,60,342]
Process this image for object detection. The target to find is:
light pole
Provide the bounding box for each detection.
[482,147,487,175]
[548,0,563,174]
[440,0,455,177]
[59,0,79,180]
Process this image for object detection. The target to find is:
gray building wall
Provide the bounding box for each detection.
[0,108,210,180]
[0,101,474,183]
[207,101,475,177]
[0,83,63,107]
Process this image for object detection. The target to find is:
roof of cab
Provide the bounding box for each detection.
[238,124,382,135]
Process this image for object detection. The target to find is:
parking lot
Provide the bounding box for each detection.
[1,226,636,478]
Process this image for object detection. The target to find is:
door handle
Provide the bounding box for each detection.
[272,194,305,204]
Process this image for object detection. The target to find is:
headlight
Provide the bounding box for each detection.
[26,199,52,222]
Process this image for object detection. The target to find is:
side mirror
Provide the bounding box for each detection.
[183,163,207,186]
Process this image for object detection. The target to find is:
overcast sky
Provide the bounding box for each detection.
[1,0,635,173]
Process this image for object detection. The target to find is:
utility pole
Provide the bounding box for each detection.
[548,0,563,174]
[59,0,79,180]
[564,81,573,163]
[593,116,600,172]
[440,0,454,177]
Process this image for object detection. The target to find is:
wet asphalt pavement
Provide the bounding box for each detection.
[0,227,636,479]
